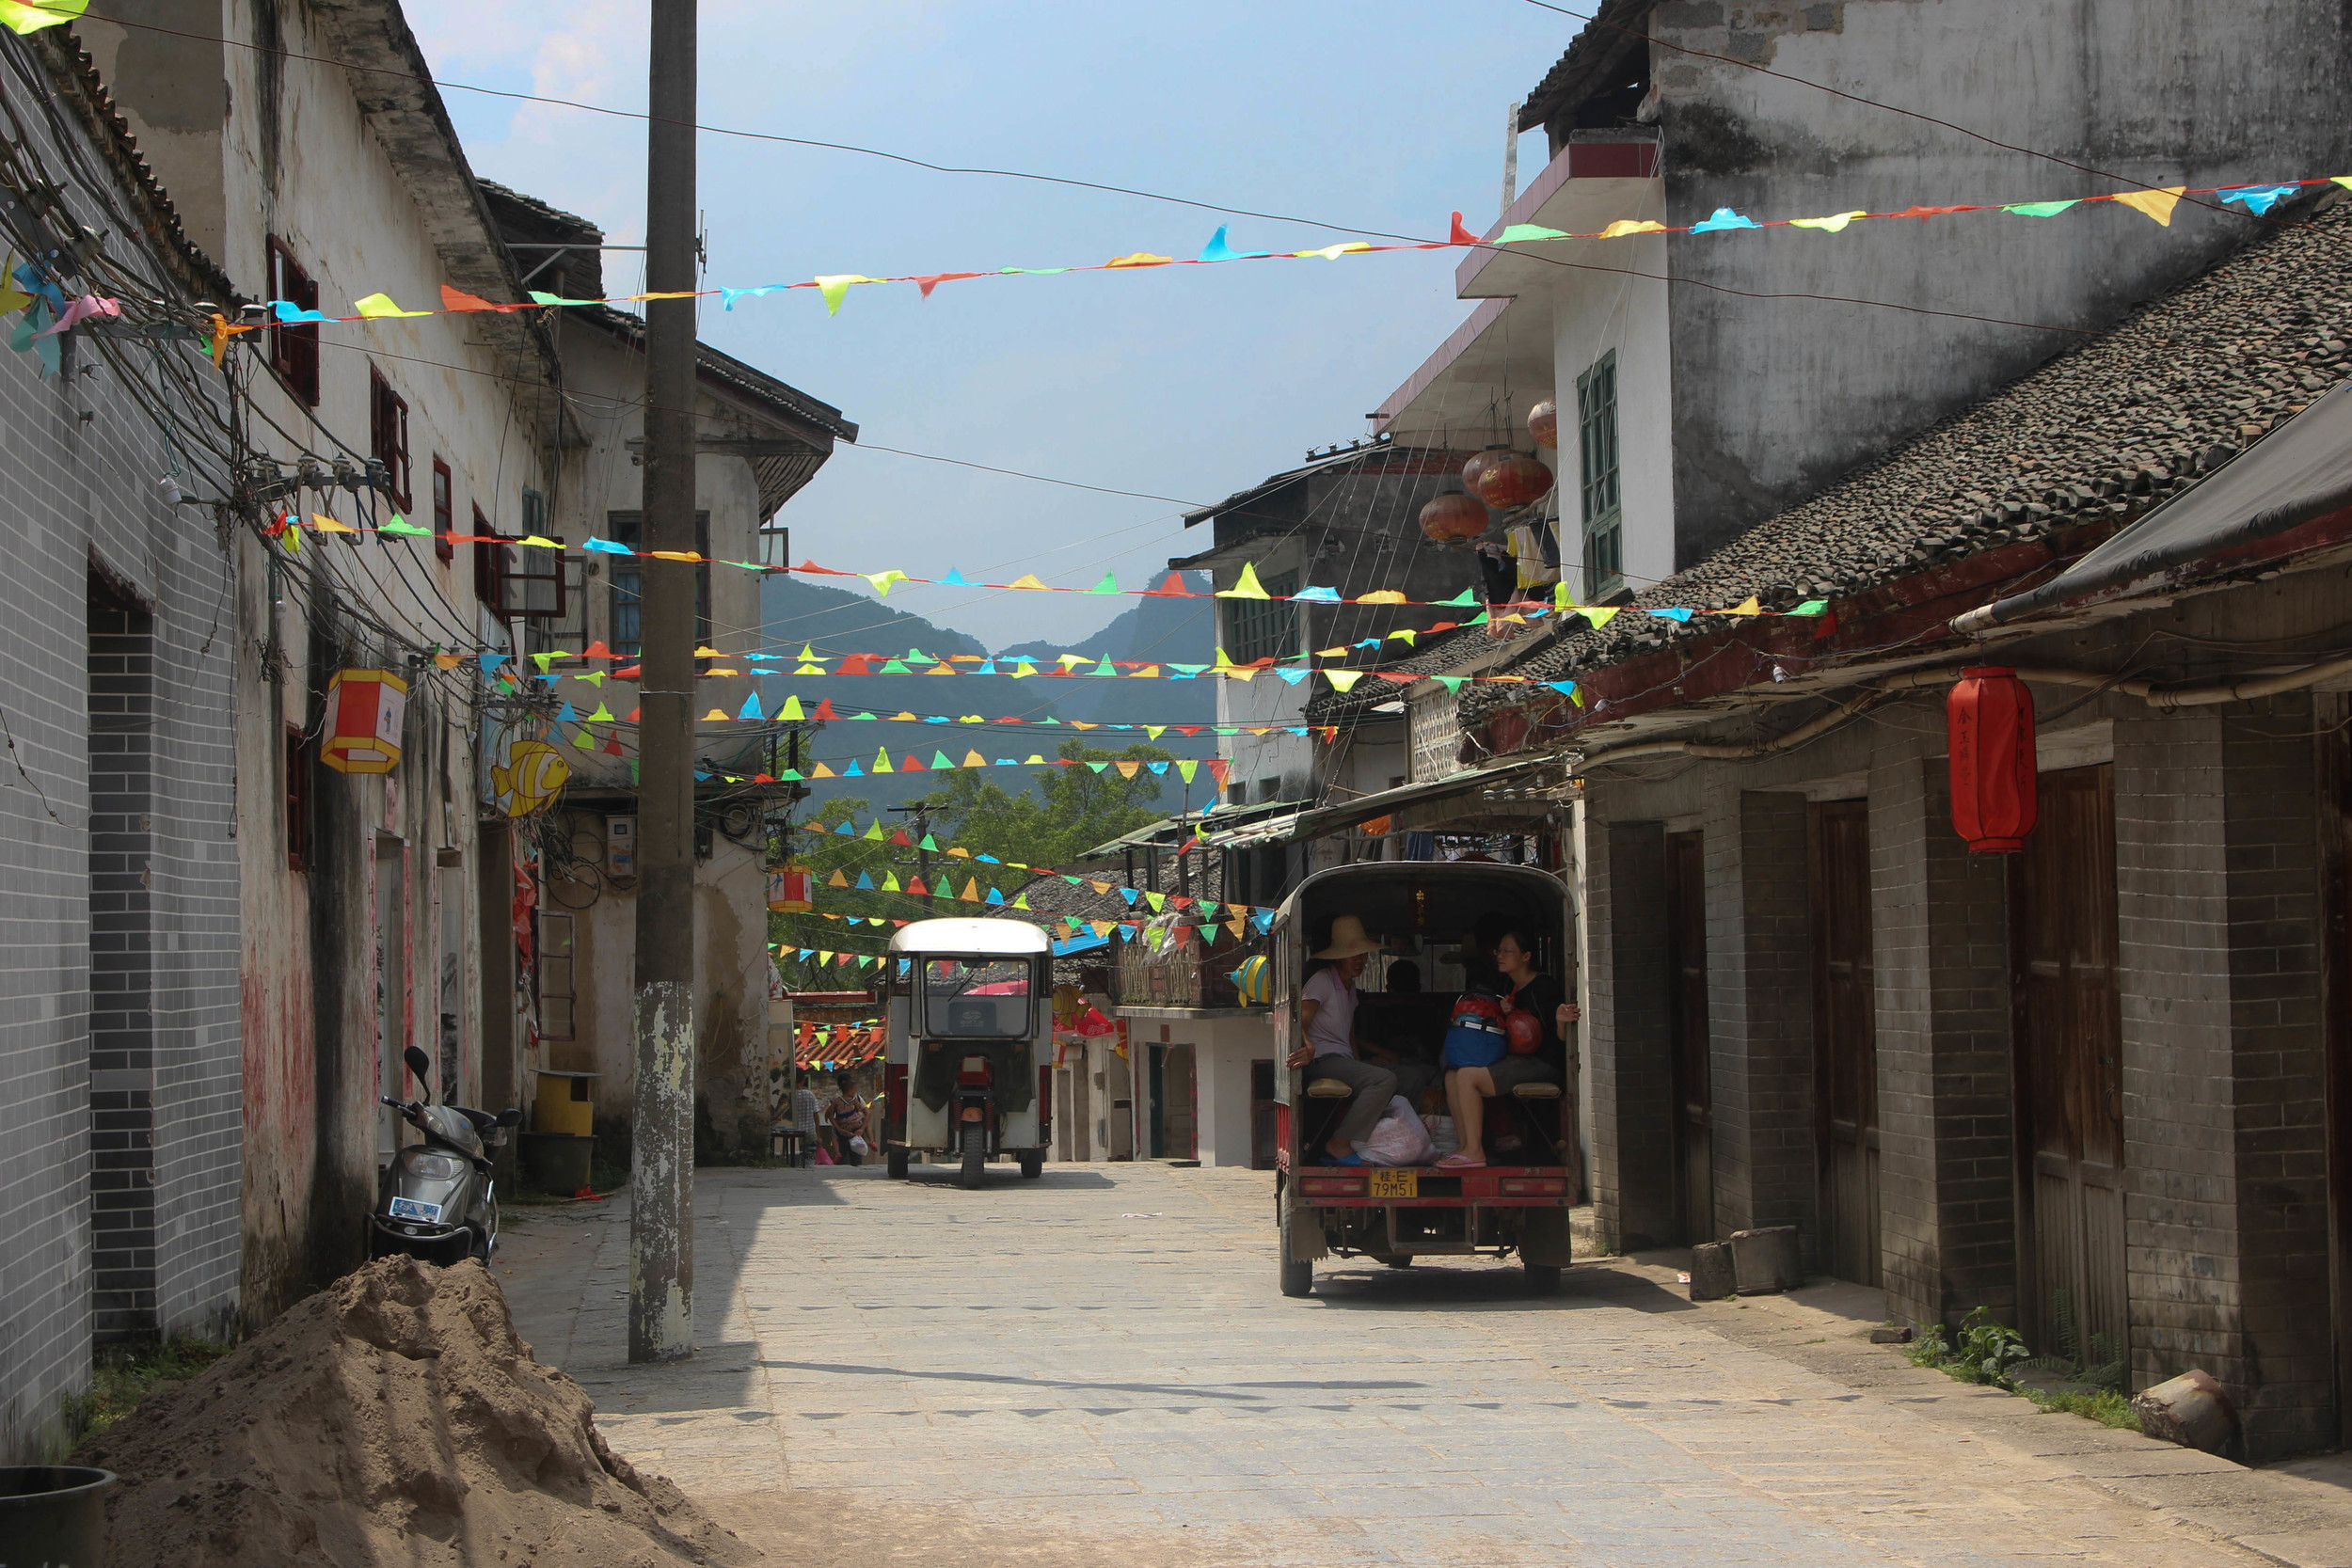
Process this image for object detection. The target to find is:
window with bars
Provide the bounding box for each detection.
[266,237,320,406]
[369,368,411,512]
[1577,351,1622,598]
[606,510,710,658]
[1221,570,1298,665]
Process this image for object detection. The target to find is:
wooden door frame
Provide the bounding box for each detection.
[1809,798,1881,1286]
[1664,830,1713,1244]
[2316,692,2352,1444]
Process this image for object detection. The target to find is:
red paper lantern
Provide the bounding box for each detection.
[321,668,407,774]
[1462,446,1553,510]
[1418,489,1489,545]
[1527,399,1559,449]
[1947,666,2037,853]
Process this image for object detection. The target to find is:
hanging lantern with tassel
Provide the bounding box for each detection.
[1947,666,2037,853]
[1462,445,1553,510]
[1418,487,1489,546]
[1527,399,1559,449]
[320,668,407,774]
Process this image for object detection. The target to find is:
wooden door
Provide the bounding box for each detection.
[1666,831,1714,1243]
[2011,765,2126,1364]
[1810,800,1882,1285]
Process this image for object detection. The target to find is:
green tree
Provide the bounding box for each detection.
[932,739,1174,878]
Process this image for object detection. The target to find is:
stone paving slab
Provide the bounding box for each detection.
[494,1164,2346,1568]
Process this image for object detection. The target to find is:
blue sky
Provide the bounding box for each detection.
[408,1,1566,649]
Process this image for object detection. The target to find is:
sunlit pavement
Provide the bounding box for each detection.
[496,1164,2335,1568]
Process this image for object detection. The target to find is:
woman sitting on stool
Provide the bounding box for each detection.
[1436,927,1575,1170]
[1283,915,1429,1165]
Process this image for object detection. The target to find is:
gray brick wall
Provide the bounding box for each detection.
[1702,791,1815,1248]
[1867,752,2016,1332]
[2115,701,2331,1460]
[1585,790,1677,1253]
[0,82,241,1463]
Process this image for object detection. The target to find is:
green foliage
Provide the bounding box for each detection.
[69,1338,231,1448]
[1905,1306,2032,1386]
[2023,1286,2125,1392]
[932,739,1175,872]
[2025,1386,2141,1430]
[766,742,1174,991]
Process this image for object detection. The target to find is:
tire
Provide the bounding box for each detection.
[1379,1255,1414,1270]
[886,1148,910,1179]
[1018,1151,1043,1180]
[1277,1181,1313,1298]
[959,1128,986,1190]
[1525,1262,1563,1296]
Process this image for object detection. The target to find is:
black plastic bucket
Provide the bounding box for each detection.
[0,1465,113,1567]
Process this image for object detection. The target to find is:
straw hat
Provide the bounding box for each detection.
[1311,914,1384,961]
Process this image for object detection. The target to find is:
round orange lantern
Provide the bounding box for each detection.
[1419,489,1489,546]
[321,668,407,774]
[1947,667,2037,853]
[1527,399,1559,448]
[1462,446,1553,510]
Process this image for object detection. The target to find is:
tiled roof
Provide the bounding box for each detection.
[1462,196,2352,722]
[1518,0,1654,134]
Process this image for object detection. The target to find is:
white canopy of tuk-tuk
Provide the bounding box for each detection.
[886,918,1051,957]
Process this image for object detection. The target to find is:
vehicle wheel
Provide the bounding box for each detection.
[1279,1254,1313,1297]
[1018,1151,1043,1180]
[1525,1262,1563,1296]
[886,1148,911,1180]
[1379,1255,1414,1270]
[960,1129,986,1190]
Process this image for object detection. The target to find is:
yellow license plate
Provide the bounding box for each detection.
[1367,1168,1418,1199]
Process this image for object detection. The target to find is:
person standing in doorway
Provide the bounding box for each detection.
[788,1073,823,1167]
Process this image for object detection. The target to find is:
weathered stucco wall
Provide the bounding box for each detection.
[1651,0,2352,563]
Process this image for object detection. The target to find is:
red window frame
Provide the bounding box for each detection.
[266,237,320,407]
[369,368,412,512]
[431,458,453,563]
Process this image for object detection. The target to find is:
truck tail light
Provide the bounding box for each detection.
[1299,1174,1365,1198]
[1499,1178,1566,1196]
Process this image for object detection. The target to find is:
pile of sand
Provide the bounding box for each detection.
[78,1257,754,1567]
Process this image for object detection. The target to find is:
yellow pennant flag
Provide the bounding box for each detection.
[1115,760,1141,778]
[1598,219,1667,238]
[1789,211,1867,232]
[1216,562,1272,599]
[2111,185,2186,226]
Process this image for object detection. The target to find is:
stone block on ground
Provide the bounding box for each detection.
[1730,1225,1804,1294]
[1690,1240,1737,1300]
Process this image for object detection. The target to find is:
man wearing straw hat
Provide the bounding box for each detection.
[1284,914,1429,1165]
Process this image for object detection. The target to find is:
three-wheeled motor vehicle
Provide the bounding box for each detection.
[881,917,1053,1188]
[1274,861,1581,1296]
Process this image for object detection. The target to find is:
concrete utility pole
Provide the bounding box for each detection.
[1502,100,1522,214]
[629,0,698,1366]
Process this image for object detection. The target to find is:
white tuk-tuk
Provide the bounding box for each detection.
[881,918,1053,1188]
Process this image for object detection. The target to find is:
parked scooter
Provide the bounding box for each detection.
[371,1043,521,1265]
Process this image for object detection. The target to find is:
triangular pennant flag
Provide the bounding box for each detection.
[1216,562,1272,599]
[2111,185,2186,226]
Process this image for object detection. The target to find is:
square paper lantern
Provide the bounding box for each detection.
[322,668,408,774]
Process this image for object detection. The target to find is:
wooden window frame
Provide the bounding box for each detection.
[265,237,320,407]
[285,721,312,871]
[472,504,504,608]
[605,510,710,658]
[369,368,412,512]
[431,458,453,563]
[1222,571,1298,665]
[1577,351,1623,599]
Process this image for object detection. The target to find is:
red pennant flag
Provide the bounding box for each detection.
[889,830,913,847]
[583,640,615,659]
[907,877,929,896]
[796,559,855,576]
[837,655,875,675]
[1449,210,1481,245]
[914,271,986,298]
[1144,573,1196,597]
[813,698,838,721]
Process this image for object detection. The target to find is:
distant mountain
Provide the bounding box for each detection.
[758,569,1217,815]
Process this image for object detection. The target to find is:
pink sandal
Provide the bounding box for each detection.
[1435,1152,1486,1170]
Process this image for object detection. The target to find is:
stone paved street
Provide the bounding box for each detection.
[496,1164,2347,1568]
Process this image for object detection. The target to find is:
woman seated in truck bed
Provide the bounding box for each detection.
[1435,927,1574,1170]
[1284,916,1433,1164]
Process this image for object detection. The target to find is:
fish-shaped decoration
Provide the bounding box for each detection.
[494,739,570,817]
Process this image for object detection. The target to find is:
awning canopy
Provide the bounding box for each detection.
[1968,381,2352,628]
[1199,755,1560,850]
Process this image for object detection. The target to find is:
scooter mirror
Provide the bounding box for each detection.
[496,1108,524,1127]
[403,1044,434,1098]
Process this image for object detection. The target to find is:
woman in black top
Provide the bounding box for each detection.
[1435,927,1575,1170]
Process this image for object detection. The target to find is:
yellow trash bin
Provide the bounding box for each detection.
[533,1070,597,1137]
